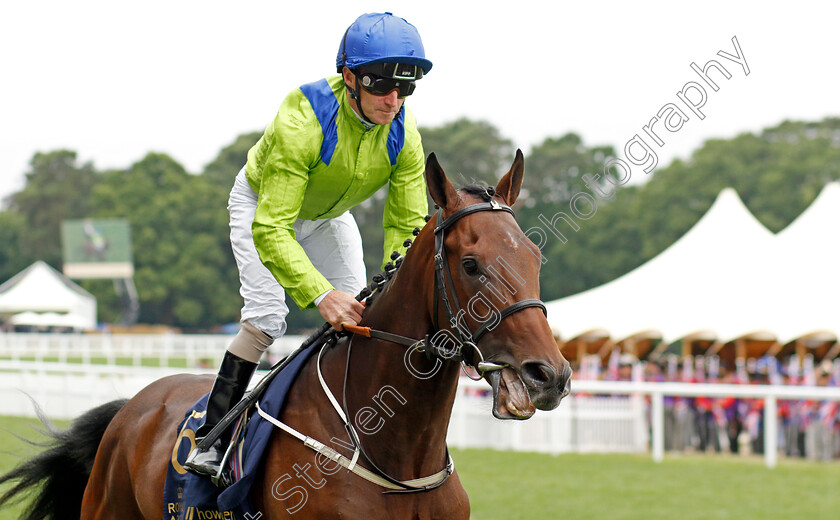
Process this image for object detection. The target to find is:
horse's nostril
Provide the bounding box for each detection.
[522,362,556,386]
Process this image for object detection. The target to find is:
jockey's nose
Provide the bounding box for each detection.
[383,89,400,106]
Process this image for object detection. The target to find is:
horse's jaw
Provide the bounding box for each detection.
[484,362,573,420]
[485,367,536,420]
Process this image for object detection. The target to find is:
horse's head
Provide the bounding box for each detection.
[424,150,572,420]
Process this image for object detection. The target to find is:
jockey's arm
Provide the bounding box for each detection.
[251,108,335,312]
[382,112,429,268]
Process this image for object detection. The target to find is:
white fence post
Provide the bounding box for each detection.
[652,391,664,463]
[81,336,91,365]
[764,396,778,469]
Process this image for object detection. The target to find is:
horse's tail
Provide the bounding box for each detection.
[0,398,128,520]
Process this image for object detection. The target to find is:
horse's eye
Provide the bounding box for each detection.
[462,258,480,276]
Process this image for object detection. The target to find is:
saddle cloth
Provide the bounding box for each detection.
[163,340,320,519]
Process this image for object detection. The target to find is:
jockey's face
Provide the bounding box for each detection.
[343,67,405,125]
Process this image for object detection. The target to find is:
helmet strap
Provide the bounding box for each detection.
[351,75,376,127]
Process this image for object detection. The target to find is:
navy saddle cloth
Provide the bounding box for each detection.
[163,340,320,519]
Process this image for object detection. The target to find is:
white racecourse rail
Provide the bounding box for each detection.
[1,342,839,468]
[0,332,305,366]
[0,362,649,456]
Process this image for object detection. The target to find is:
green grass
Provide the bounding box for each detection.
[1,415,838,519]
[454,449,840,519]
[0,416,69,519]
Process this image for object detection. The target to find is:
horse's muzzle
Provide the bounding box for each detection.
[520,360,572,410]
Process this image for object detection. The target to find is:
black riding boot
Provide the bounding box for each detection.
[184,351,257,482]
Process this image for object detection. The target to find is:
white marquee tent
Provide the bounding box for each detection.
[0,261,97,330]
[770,183,840,343]
[545,184,840,345]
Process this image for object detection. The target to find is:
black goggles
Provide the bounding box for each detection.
[355,62,422,97]
[358,73,416,97]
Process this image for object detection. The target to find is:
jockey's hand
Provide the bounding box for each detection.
[317,290,365,331]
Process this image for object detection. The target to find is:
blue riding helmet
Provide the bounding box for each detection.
[336,12,433,75]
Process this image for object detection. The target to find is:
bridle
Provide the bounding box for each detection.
[347,194,547,375]
[255,194,551,494]
[429,196,548,377]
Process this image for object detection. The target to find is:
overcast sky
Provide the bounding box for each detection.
[1,1,837,203]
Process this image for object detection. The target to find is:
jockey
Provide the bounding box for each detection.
[185,12,431,480]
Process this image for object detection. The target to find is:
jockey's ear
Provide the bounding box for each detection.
[425,153,459,210]
[495,149,525,206]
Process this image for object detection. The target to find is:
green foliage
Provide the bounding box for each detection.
[514,133,620,299]
[521,133,617,207]
[7,151,99,269]
[90,153,239,329]
[202,132,262,188]
[0,211,27,283]
[3,117,840,331]
[631,120,840,262]
[419,118,514,185]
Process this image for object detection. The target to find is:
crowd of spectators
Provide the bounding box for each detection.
[575,351,840,461]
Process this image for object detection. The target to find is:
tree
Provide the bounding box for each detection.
[418,118,514,185]
[522,133,617,208]
[6,116,838,330]
[0,211,27,283]
[91,153,239,329]
[8,151,99,269]
[504,133,623,300]
[202,132,262,189]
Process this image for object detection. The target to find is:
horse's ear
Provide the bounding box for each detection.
[495,149,525,206]
[425,152,459,210]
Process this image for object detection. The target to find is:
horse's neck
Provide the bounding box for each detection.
[343,241,462,477]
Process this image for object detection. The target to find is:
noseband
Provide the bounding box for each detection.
[430,198,547,378]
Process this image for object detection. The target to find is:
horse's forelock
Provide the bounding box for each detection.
[458,183,494,203]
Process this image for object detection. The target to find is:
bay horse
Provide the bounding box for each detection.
[0,150,571,519]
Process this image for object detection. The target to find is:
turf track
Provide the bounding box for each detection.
[1,416,838,519]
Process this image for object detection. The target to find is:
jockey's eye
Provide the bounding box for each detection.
[462,258,480,276]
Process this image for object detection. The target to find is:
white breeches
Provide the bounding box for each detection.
[227,167,367,340]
